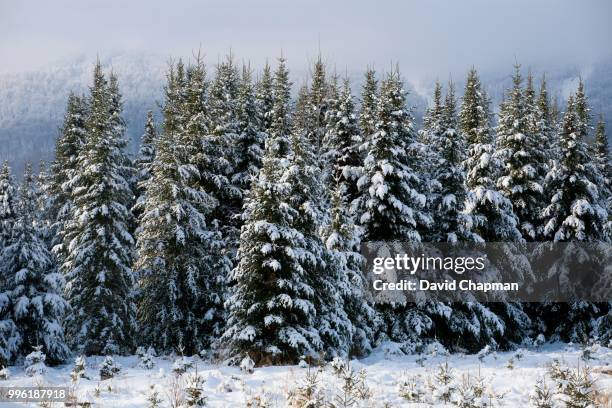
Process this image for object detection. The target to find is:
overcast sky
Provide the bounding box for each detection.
[1,0,611,79]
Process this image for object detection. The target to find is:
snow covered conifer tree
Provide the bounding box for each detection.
[542,95,607,242]
[460,68,522,243]
[359,68,378,141]
[207,55,242,258]
[307,56,329,158]
[539,95,609,341]
[356,68,430,242]
[593,115,611,228]
[495,65,545,241]
[524,73,549,190]
[48,93,87,259]
[355,68,433,350]
[322,179,379,356]
[323,78,363,212]
[0,161,19,367]
[0,162,17,251]
[137,59,228,354]
[426,81,472,242]
[255,61,275,135]
[574,78,591,141]
[1,164,69,364]
[536,75,558,170]
[459,69,532,347]
[224,57,323,365]
[286,108,352,358]
[232,64,265,196]
[132,110,157,222]
[61,62,136,355]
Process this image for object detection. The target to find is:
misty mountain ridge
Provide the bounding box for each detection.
[1,52,610,176]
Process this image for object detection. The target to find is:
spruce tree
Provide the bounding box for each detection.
[1,164,69,364]
[0,162,17,250]
[525,73,549,190]
[133,110,157,222]
[286,112,351,359]
[232,64,265,195]
[427,81,472,242]
[0,162,20,367]
[593,115,611,233]
[536,75,558,169]
[460,68,522,243]
[356,68,430,242]
[307,56,329,157]
[207,55,242,259]
[224,57,322,365]
[62,62,136,354]
[255,61,275,135]
[323,78,363,212]
[574,78,591,141]
[49,93,88,260]
[137,60,228,354]
[356,68,433,350]
[495,65,545,241]
[359,68,378,141]
[540,95,609,341]
[542,95,607,241]
[322,179,379,356]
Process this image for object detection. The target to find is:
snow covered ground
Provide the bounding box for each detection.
[1,343,611,407]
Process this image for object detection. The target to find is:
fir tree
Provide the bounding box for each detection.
[0,161,20,367]
[1,164,69,364]
[223,58,323,365]
[49,93,88,261]
[593,115,611,235]
[494,65,545,241]
[359,68,378,141]
[426,81,472,242]
[574,78,591,141]
[307,56,329,157]
[356,68,430,242]
[133,110,158,222]
[255,61,275,135]
[0,162,17,250]
[542,95,607,242]
[232,64,265,195]
[355,68,433,350]
[323,78,363,212]
[61,62,136,354]
[137,60,227,354]
[539,95,609,341]
[460,68,522,243]
[285,115,350,358]
[525,72,549,190]
[322,180,379,356]
[536,75,558,169]
[207,55,242,262]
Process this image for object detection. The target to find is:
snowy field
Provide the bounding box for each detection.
[1,343,611,407]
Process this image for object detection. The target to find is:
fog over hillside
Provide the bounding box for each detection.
[1,52,610,176]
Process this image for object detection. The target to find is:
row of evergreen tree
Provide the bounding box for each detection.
[0,55,610,367]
